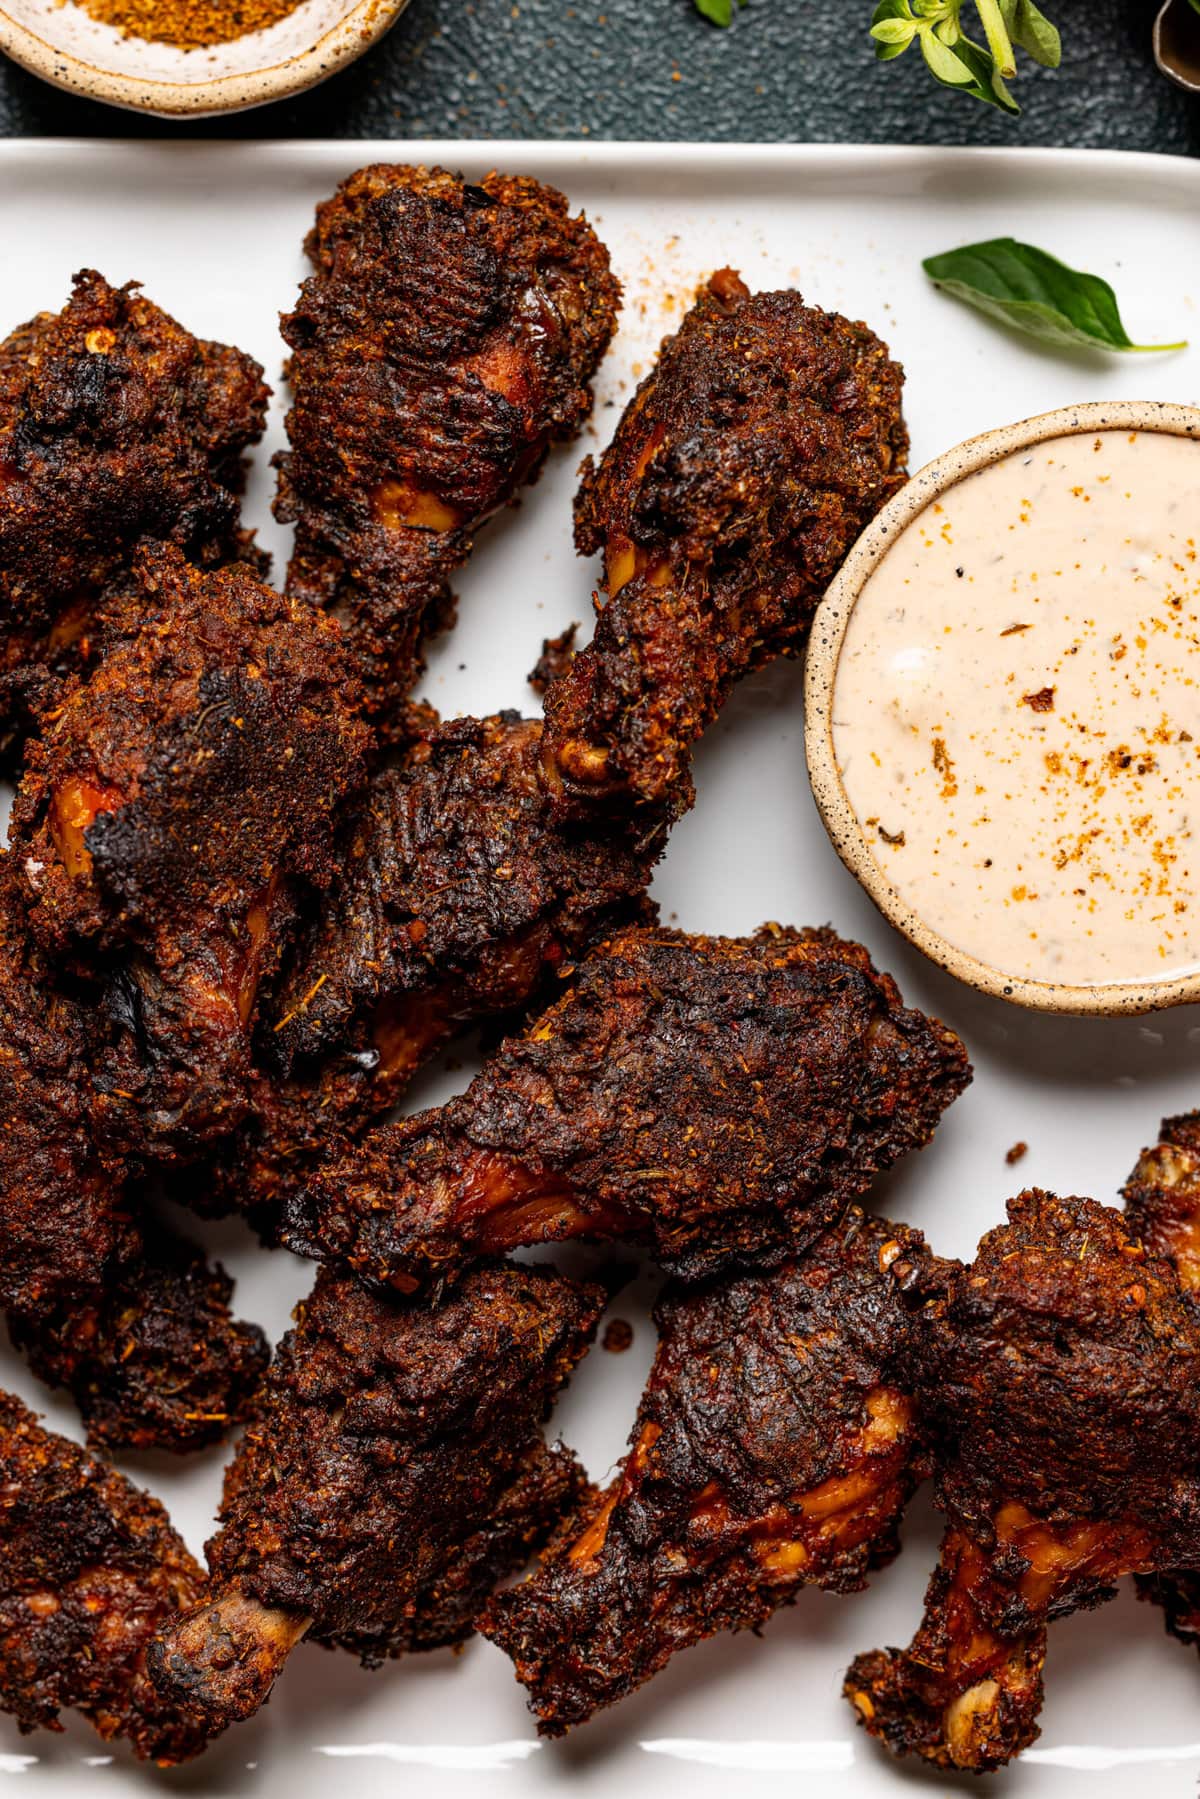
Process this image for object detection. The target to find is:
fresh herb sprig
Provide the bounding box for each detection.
[923,238,1188,355]
[870,0,1060,112]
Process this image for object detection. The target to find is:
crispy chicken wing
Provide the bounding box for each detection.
[542,269,908,817]
[269,711,663,1085]
[285,923,969,1291]
[0,269,268,751]
[10,544,371,1158]
[10,1221,270,1458]
[183,712,661,1230]
[0,1390,209,1763]
[480,1208,934,1734]
[275,164,620,738]
[181,705,662,1237]
[148,1262,604,1737]
[845,1190,1200,1772]
[0,874,267,1453]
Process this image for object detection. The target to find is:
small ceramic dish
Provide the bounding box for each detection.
[0,0,407,117]
[804,399,1200,1017]
[1155,0,1200,94]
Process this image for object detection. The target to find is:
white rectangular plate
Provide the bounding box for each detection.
[2,139,1200,1799]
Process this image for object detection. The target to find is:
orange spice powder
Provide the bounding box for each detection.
[72,0,306,49]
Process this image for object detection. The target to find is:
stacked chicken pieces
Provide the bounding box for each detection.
[2,165,1189,1778]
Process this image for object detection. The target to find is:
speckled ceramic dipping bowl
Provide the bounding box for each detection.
[0,0,407,116]
[804,399,1200,1017]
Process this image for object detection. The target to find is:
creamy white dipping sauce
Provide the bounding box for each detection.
[832,429,1200,988]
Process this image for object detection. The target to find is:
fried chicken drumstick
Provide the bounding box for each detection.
[285,922,969,1291]
[0,873,267,1453]
[0,269,268,749]
[845,1190,1200,1773]
[148,1262,604,1736]
[275,163,620,738]
[480,1208,936,1734]
[0,1390,209,1763]
[187,710,663,1229]
[542,269,908,817]
[10,543,370,1159]
[269,710,663,1093]
[1123,1112,1200,1653]
[1124,1111,1200,1289]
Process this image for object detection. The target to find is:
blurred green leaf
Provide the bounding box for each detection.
[692,0,746,24]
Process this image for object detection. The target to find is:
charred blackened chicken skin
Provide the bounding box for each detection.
[1123,1112,1200,1652]
[275,163,620,738]
[0,871,267,1453]
[10,543,371,1160]
[148,1262,604,1737]
[542,269,908,817]
[286,923,970,1290]
[0,1390,209,1762]
[191,710,663,1227]
[269,710,662,1095]
[0,269,268,748]
[480,1208,934,1733]
[845,1190,1200,1773]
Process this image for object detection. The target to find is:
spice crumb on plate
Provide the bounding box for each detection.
[602,1318,634,1353]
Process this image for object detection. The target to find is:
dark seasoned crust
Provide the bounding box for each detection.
[10,1221,269,1457]
[1123,1110,1200,1289]
[275,164,620,738]
[1137,1567,1200,1655]
[0,872,268,1453]
[845,1191,1200,1772]
[10,545,371,1157]
[1121,1113,1200,1655]
[528,625,578,696]
[186,712,662,1233]
[207,1263,603,1649]
[399,1437,588,1654]
[148,1262,604,1736]
[0,870,135,1320]
[200,712,661,1232]
[0,1391,209,1763]
[285,922,970,1291]
[542,269,908,816]
[925,1190,1200,1530]
[176,1058,386,1232]
[269,712,663,1080]
[0,270,268,746]
[480,1208,932,1735]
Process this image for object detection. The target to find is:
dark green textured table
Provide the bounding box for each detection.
[0,0,1196,149]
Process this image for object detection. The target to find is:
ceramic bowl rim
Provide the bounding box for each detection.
[0,0,407,117]
[803,398,1200,1017]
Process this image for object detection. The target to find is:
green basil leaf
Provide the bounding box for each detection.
[871,18,917,47]
[923,237,1188,354]
[934,31,1021,111]
[871,0,918,58]
[920,26,977,83]
[1007,0,1062,67]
